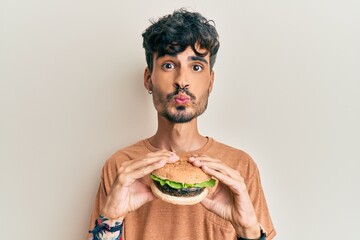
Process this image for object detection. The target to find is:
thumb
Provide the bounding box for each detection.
[200,197,213,210]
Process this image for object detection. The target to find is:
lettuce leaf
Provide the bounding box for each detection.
[151,174,216,189]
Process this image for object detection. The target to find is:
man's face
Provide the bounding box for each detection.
[145,46,214,123]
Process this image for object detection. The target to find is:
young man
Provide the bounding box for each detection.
[88,9,276,240]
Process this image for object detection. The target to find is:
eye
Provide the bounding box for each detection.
[162,62,175,70]
[192,64,203,72]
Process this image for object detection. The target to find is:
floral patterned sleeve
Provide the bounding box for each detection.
[88,215,123,240]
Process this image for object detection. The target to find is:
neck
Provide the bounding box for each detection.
[149,114,207,153]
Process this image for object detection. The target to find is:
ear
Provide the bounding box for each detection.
[208,70,215,93]
[144,67,152,91]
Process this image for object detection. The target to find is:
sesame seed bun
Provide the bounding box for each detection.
[150,156,213,205]
[152,157,212,183]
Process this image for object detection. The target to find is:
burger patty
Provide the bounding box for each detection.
[153,180,204,197]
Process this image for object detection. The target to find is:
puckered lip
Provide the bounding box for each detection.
[174,94,190,104]
[175,94,190,100]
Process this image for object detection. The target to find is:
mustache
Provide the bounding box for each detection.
[166,86,196,101]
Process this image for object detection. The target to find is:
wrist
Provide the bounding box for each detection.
[235,224,260,239]
[101,190,126,221]
[100,208,125,223]
[237,224,266,240]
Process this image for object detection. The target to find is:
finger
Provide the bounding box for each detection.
[200,193,228,217]
[121,150,176,169]
[188,155,221,163]
[205,162,241,179]
[201,165,245,194]
[200,197,214,211]
[120,151,179,174]
[190,156,241,180]
[116,151,177,185]
[125,156,173,181]
[117,158,167,186]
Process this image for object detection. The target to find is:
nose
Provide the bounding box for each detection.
[174,83,189,92]
[173,68,189,90]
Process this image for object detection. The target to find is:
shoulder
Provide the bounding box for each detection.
[101,139,150,179]
[207,138,259,179]
[209,139,254,163]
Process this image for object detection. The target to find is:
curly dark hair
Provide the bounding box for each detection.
[142,9,220,72]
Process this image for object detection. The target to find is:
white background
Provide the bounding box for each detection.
[1,0,359,239]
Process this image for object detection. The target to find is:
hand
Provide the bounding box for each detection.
[101,150,179,221]
[189,155,260,238]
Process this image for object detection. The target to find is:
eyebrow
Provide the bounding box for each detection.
[157,54,209,65]
[189,56,208,65]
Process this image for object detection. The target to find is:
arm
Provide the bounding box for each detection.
[89,215,123,240]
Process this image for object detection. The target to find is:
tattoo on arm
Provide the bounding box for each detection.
[89,215,123,240]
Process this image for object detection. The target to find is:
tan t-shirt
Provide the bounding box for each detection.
[88,138,276,239]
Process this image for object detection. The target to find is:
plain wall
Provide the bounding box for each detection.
[1,0,359,239]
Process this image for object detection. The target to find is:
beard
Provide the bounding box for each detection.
[152,87,209,123]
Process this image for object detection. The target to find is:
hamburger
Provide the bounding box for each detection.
[150,156,216,205]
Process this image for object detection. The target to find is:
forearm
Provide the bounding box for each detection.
[89,215,123,240]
